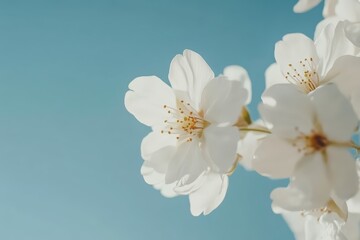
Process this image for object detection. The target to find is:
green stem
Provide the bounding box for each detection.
[238,127,271,134]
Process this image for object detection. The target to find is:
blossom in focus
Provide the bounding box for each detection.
[265,21,360,117]
[125,49,250,216]
[253,84,359,211]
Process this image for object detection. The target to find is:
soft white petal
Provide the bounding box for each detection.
[334,0,360,22]
[223,65,252,104]
[293,0,322,13]
[323,56,360,119]
[125,76,176,127]
[275,34,320,80]
[189,173,228,216]
[327,146,358,200]
[253,135,302,179]
[345,22,360,48]
[315,17,340,40]
[200,76,248,124]
[271,153,331,211]
[342,213,360,239]
[323,0,337,17]
[173,173,206,195]
[315,21,360,77]
[168,49,214,109]
[265,63,288,89]
[203,125,240,173]
[260,84,314,139]
[305,213,346,240]
[141,163,178,198]
[310,84,358,142]
[141,131,177,160]
[165,140,207,185]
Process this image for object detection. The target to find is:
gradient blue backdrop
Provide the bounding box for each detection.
[0,0,322,239]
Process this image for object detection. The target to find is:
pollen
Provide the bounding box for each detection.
[160,99,208,142]
[284,57,319,93]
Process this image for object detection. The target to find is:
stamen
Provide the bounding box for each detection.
[160,100,208,142]
[284,57,319,93]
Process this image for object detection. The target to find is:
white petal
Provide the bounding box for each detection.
[203,125,240,173]
[168,49,214,109]
[315,21,360,77]
[334,0,360,22]
[275,34,320,80]
[200,76,248,124]
[223,65,252,104]
[125,76,176,127]
[345,22,360,48]
[323,0,337,17]
[253,135,302,179]
[143,144,174,174]
[310,83,358,142]
[264,63,288,89]
[189,173,228,216]
[260,84,314,139]
[341,213,360,239]
[315,17,340,40]
[327,146,358,200]
[305,213,346,240]
[141,131,177,160]
[323,56,360,120]
[293,0,322,13]
[165,140,207,185]
[141,163,178,198]
[271,153,331,211]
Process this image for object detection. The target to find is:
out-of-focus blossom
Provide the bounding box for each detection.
[293,0,360,22]
[275,161,360,239]
[254,84,359,211]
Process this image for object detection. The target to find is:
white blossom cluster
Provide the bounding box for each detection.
[124,1,360,239]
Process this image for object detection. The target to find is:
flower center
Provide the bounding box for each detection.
[161,100,208,142]
[293,129,328,154]
[285,57,320,93]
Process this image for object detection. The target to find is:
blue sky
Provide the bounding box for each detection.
[0,0,322,239]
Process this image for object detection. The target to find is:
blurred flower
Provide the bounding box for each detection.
[125,49,250,215]
[293,0,360,22]
[274,161,360,240]
[254,84,359,211]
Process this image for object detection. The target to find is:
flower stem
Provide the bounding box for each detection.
[350,143,360,151]
[238,127,271,134]
[331,141,360,152]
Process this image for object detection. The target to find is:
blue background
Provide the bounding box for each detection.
[0,0,322,239]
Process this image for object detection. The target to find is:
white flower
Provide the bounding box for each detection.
[293,0,360,22]
[125,49,249,215]
[266,21,360,118]
[275,161,360,240]
[254,84,359,211]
